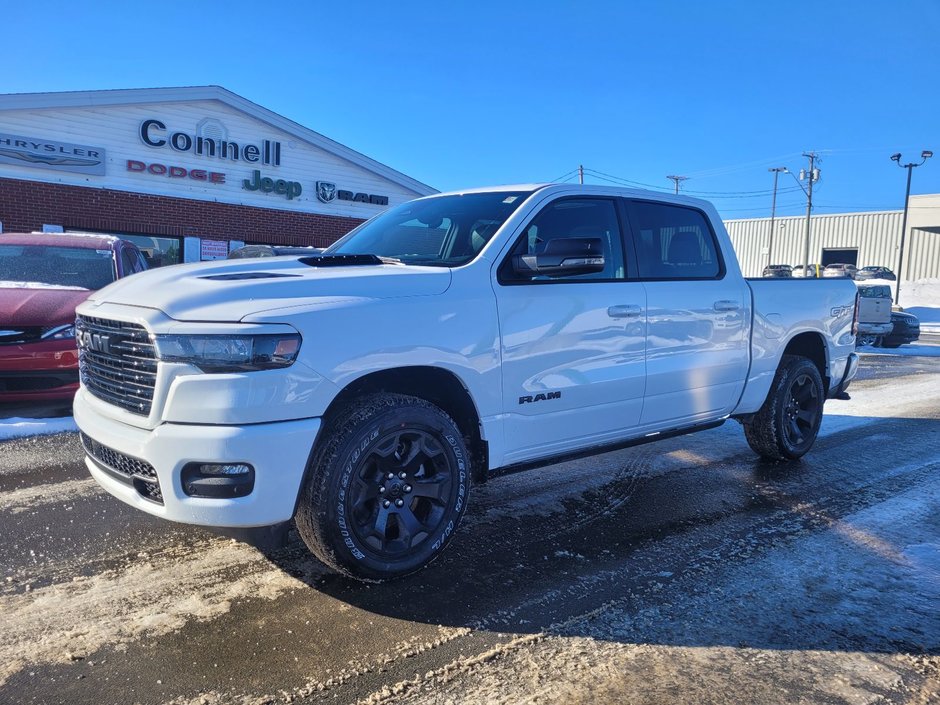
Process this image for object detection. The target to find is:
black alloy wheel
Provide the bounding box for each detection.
[743,354,825,461]
[296,394,470,581]
[347,429,454,557]
[781,373,820,450]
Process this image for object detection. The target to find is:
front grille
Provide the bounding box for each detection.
[76,315,157,415]
[80,432,163,504]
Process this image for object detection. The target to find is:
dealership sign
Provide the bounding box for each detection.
[0,132,106,175]
[242,170,302,200]
[140,119,282,167]
[127,159,225,184]
[316,180,388,206]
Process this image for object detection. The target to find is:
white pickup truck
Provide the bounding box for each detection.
[74,184,860,580]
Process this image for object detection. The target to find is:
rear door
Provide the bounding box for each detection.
[494,196,647,463]
[623,199,749,427]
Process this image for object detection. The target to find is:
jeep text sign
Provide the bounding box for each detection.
[242,170,302,200]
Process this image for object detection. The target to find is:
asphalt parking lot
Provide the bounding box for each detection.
[1,352,938,705]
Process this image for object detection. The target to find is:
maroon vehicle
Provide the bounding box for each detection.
[0,232,148,407]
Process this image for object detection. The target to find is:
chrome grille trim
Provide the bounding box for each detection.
[76,315,157,415]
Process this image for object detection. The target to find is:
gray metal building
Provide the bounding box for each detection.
[723,194,940,280]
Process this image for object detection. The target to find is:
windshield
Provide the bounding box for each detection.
[0,245,117,290]
[325,191,532,266]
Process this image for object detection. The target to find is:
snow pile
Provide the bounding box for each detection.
[897,277,940,331]
[0,416,77,441]
[0,280,88,291]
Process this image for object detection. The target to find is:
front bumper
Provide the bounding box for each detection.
[74,388,320,527]
[0,339,79,402]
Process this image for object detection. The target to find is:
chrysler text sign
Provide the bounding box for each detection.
[0,133,106,175]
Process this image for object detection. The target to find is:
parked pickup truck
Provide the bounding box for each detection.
[74,185,860,581]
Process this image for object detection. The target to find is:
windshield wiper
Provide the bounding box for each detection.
[298,254,405,267]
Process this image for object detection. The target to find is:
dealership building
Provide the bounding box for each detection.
[724,195,940,280]
[0,86,435,265]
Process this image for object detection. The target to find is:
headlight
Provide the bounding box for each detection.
[41,324,76,340]
[153,333,301,373]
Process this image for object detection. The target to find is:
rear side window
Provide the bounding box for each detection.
[627,201,722,280]
[502,198,625,282]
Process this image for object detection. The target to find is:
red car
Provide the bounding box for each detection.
[0,232,148,406]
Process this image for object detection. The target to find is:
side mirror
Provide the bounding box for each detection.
[512,237,605,277]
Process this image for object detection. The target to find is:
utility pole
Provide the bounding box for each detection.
[890,150,932,303]
[578,164,584,185]
[666,175,688,194]
[800,152,819,273]
[767,167,787,267]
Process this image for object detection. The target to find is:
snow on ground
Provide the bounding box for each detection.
[857,344,940,357]
[0,280,88,291]
[897,277,940,331]
[0,416,77,441]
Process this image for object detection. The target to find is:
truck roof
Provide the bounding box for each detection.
[0,232,123,249]
[428,183,714,210]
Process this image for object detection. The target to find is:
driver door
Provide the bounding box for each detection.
[494,197,647,465]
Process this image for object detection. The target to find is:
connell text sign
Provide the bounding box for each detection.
[140,119,282,167]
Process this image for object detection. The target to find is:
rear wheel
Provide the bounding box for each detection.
[856,333,880,347]
[743,355,825,461]
[296,393,470,581]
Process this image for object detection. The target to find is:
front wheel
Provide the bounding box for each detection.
[296,394,470,581]
[743,355,825,461]
[856,333,880,347]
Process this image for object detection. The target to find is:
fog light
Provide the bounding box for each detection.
[182,462,255,498]
[200,463,251,476]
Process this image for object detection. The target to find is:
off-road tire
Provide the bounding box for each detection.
[296,393,470,581]
[743,354,825,461]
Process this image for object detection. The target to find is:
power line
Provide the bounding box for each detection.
[581,166,803,198]
[548,168,579,183]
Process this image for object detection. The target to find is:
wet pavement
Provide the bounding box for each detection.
[1,353,938,704]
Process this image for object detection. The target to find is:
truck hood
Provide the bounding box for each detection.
[0,285,92,327]
[84,257,453,322]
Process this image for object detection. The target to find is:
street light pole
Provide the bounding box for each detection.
[767,167,787,266]
[891,150,932,304]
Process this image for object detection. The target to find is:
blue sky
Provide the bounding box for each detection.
[6,1,940,218]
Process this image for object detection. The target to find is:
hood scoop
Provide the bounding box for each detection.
[200,272,302,281]
[299,254,402,267]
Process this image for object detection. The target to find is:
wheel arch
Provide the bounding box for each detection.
[323,366,489,482]
[781,331,830,395]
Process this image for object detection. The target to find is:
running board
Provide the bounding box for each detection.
[491,419,727,477]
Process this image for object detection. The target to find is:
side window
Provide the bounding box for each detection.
[503,198,625,282]
[628,201,722,280]
[121,248,141,276]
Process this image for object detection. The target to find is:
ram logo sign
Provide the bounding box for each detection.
[519,391,562,405]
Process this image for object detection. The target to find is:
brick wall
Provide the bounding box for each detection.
[0,177,364,248]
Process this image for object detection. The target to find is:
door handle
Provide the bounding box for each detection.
[608,304,643,318]
[713,300,741,312]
